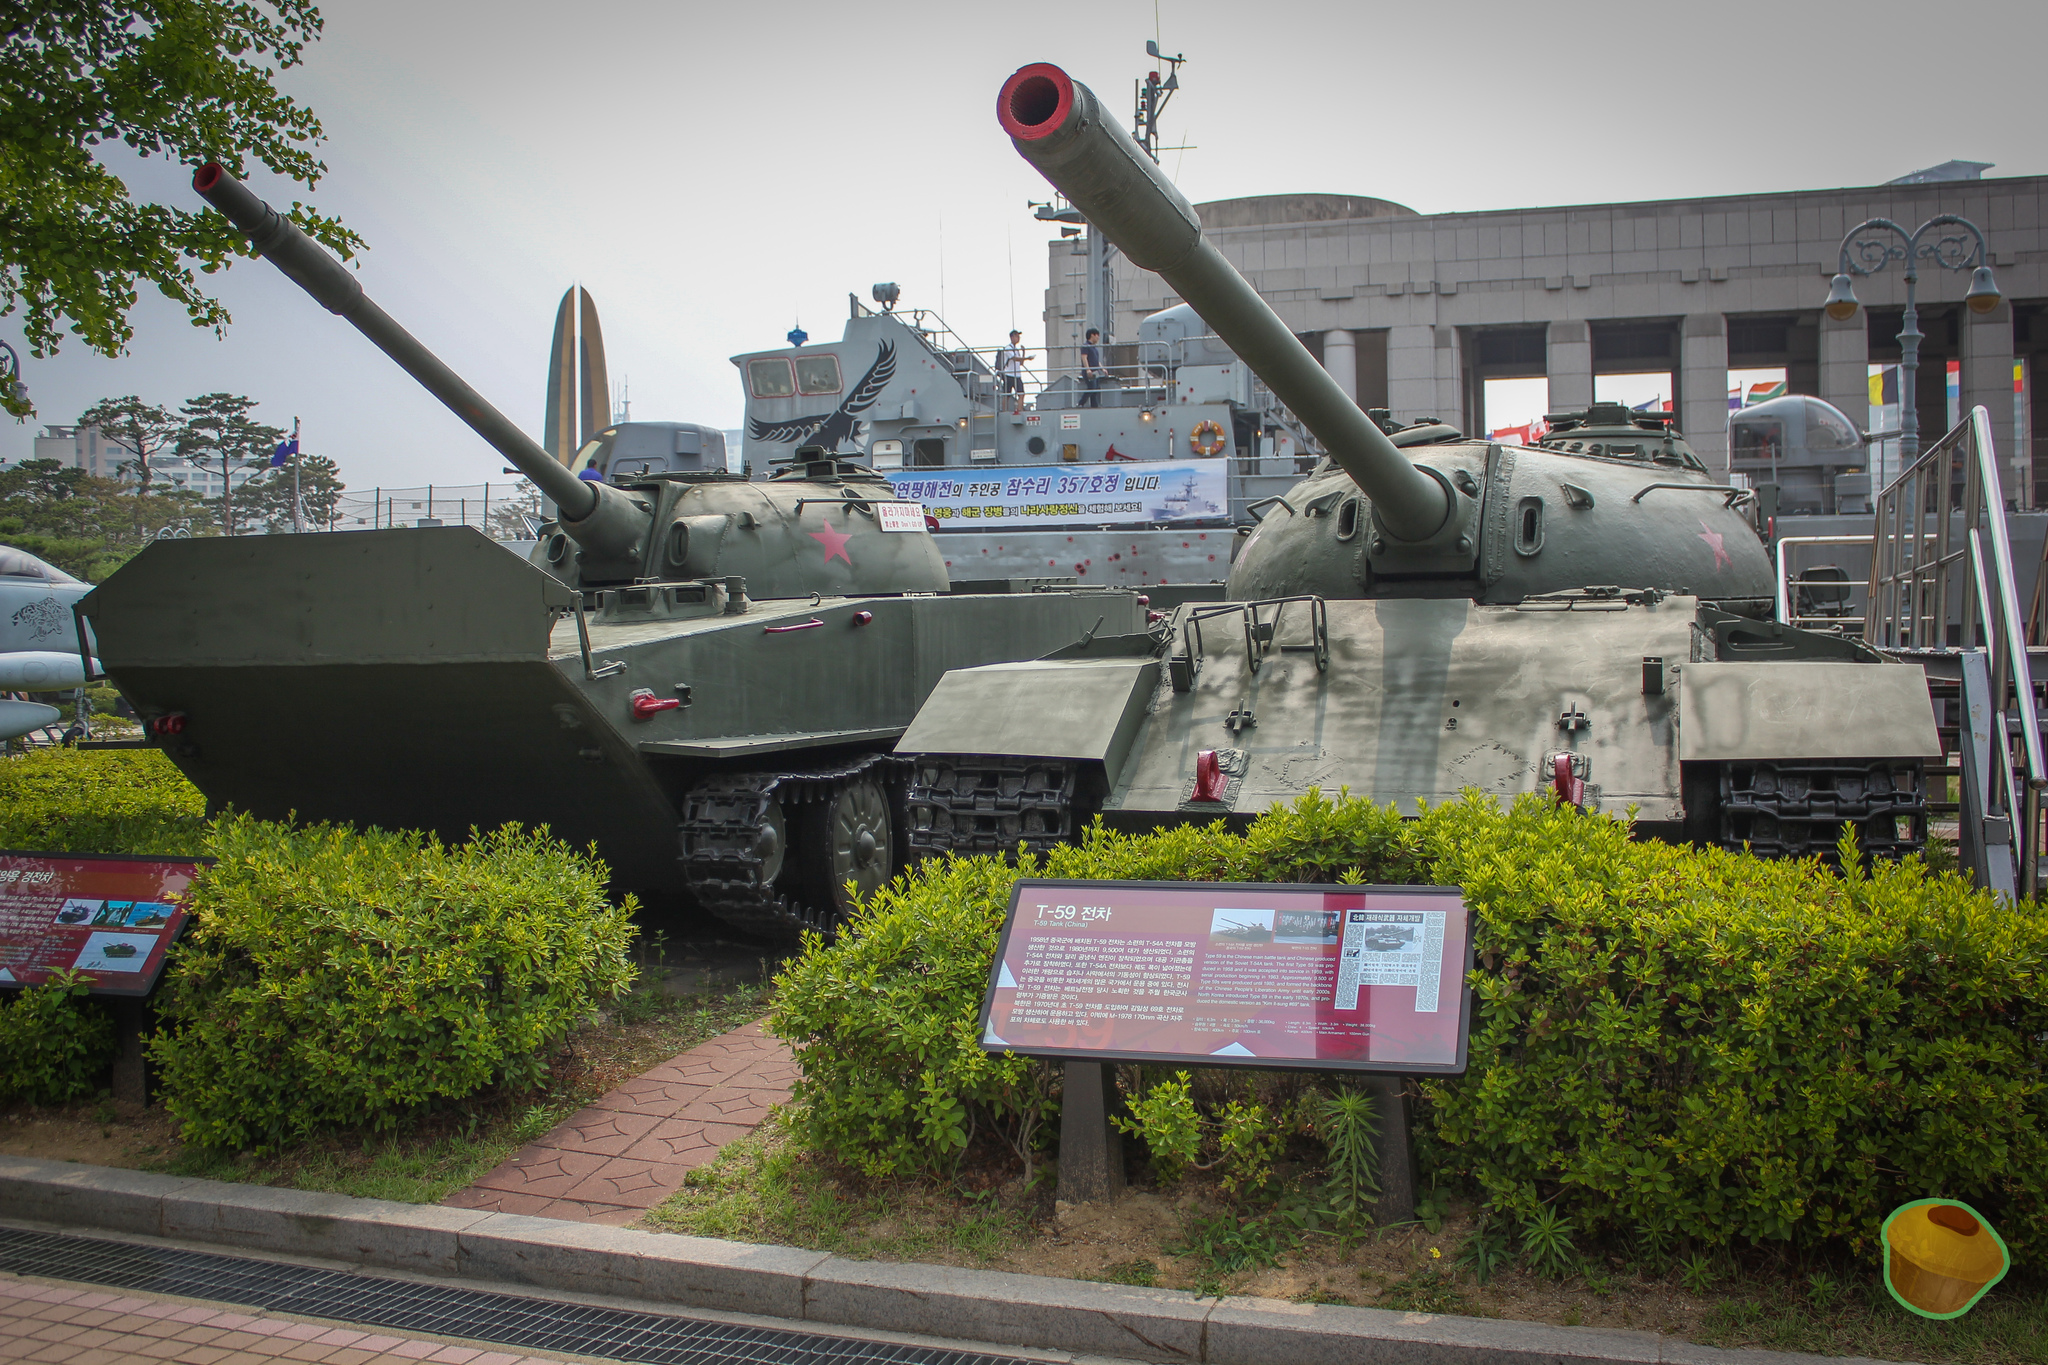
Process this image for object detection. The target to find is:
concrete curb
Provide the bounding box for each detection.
[0,1156,1887,1365]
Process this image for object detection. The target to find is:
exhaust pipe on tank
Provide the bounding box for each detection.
[997,64,1461,542]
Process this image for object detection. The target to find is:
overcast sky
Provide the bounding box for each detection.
[7,0,2044,488]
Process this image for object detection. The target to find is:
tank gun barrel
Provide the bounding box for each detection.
[997,66,1452,539]
[191,165,647,559]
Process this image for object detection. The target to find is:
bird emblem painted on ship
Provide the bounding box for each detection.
[747,343,898,451]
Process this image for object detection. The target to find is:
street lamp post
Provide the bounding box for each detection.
[1823,215,2002,466]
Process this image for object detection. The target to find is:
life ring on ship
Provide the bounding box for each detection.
[1190,420,1227,456]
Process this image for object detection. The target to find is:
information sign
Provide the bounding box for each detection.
[873,501,927,533]
[885,461,1227,530]
[0,851,201,996]
[981,880,1472,1074]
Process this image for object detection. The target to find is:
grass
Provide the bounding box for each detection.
[1694,1271,2048,1365]
[642,1124,1034,1267]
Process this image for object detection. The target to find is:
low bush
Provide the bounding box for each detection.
[0,969,115,1103]
[149,815,637,1150]
[0,748,206,855]
[770,790,2048,1270]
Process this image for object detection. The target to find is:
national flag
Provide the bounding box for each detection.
[1869,367,1898,407]
[270,437,299,467]
[1729,385,1744,411]
[1632,397,1671,413]
[1745,381,1786,406]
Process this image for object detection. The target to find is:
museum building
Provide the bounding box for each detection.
[1041,167,2048,502]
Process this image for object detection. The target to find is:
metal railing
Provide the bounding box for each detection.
[329,481,541,538]
[1774,533,1885,632]
[1865,405,2045,895]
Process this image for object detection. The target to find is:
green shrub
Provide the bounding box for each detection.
[1115,1071,1202,1180]
[0,748,206,854]
[1418,796,2048,1270]
[148,815,636,1150]
[0,969,115,1103]
[774,788,2048,1269]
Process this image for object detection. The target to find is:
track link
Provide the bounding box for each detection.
[1712,759,1928,860]
[904,754,1081,859]
[679,754,906,939]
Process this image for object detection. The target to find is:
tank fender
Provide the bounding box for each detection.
[897,657,1160,790]
[1677,661,1941,762]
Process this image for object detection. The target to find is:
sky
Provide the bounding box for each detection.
[7,0,2045,489]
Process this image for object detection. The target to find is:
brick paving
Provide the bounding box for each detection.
[0,1276,597,1365]
[440,1020,794,1226]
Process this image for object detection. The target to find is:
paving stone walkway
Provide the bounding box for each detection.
[0,1278,595,1365]
[441,1020,795,1226]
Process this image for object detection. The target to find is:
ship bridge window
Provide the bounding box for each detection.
[747,358,796,398]
[795,355,843,396]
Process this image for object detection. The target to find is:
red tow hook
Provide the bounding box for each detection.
[1552,753,1586,807]
[629,689,682,720]
[1189,749,1228,803]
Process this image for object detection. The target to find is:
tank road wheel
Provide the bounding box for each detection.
[804,775,894,918]
[750,800,789,886]
[679,756,907,941]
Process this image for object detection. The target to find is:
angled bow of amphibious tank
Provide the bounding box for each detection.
[78,166,1144,939]
[892,63,1941,870]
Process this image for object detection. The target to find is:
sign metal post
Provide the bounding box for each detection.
[982,879,1472,1212]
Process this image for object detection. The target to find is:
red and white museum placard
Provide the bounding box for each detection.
[980,880,1472,1074]
[0,851,201,996]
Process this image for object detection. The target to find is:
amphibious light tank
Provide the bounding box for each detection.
[893,64,1941,862]
[78,165,1143,937]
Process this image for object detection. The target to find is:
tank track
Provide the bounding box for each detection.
[1711,759,1928,861]
[904,754,1082,859]
[679,754,906,940]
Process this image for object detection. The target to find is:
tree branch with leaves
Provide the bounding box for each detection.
[0,1,363,418]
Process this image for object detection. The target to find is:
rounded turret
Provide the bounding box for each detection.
[192,166,948,597]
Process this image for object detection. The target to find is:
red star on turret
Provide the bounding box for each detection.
[1697,520,1730,571]
[810,522,853,565]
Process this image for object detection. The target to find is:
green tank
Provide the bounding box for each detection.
[78,165,1144,937]
[891,64,1941,863]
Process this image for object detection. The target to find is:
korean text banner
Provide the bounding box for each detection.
[981,880,1473,1074]
[885,462,1227,529]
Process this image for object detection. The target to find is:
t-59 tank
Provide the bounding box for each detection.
[894,64,1940,862]
[79,165,1144,937]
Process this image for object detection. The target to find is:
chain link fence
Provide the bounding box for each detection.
[328,481,543,539]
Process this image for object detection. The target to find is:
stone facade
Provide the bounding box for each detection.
[1043,176,2048,497]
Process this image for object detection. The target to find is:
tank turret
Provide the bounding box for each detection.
[995,68,1773,609]
[192,166,947,598]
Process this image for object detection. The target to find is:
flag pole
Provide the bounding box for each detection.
[291,417,303,534]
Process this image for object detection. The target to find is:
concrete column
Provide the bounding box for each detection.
[1680,314,1730,478]
[1546,321,1592,411]
[1961,303,2020,505]
[1322,329,1358,404]
[1386,324,1437,424]
[1433,326,1466,432]
[1819,308,1871,431]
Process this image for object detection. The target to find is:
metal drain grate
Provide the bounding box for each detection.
[0,1226,1033,1365]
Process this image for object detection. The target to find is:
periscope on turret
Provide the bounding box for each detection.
[75,166,1150,940]
[886,64,1944,869]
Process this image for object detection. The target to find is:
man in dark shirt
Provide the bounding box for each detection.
[1078,328,1106,408]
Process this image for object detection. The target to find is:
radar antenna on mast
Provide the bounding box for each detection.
[1025,41,1192,356]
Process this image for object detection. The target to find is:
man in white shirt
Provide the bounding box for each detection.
[997,330,1029,414]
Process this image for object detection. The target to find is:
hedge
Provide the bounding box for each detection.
[0,748,206,856]
[770,791,2048,1269]
[146,816,637,1150]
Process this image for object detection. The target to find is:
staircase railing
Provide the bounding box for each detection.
[1865,405,2044,896]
